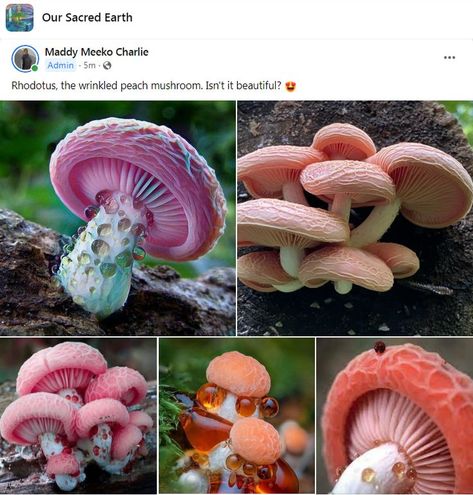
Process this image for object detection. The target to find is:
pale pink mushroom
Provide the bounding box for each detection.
[238,198,349,279]
[46,451,83,491]
[299,246,394,293]
[238,145,327,204]
[323,343,473,494]
[311,123,376,160]
[16,341,107,408]
[111,423,143,460]
[129,410,154,432]
[85,366,147,406]
[0,392,76,459]
[364,242,420,279]
[351,143,473,247]
[237,251,298,293]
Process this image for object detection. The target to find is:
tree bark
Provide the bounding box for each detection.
[0,380,157,494]
[0,210,235,336]
[238,101,473,336]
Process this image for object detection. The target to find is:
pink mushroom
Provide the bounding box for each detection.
[16,341,107,408]
[50,117,226,318]
[85,366,148,406]
[46,450,85,491]
[107,424,143,474]
[129,410,154,432]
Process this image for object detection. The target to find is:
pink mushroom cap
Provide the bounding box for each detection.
[16,341,107,396]
[364,242,420,279]
[49,117,226,261]
[111,424,143,460]
[0,392,76,445]
[46,452,80,477]
[75,398,129,438]
[128,410,153,432]
[85,366,148,406]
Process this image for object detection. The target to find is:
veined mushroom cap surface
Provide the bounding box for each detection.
[75,398,129,438]
[364,242,420,279]
[111,424,143,460]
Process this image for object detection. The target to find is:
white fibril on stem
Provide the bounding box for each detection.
[331,442,415,495]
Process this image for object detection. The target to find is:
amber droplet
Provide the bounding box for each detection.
[256,458,298,494]
[103,196,119,214]
[192,452,208,465]
[225,454,242,471]
[392,462,406,480]
[361,467,375,483]
[406,468,417,481]
[261,397,279,418]
[243,463,256,476]
[374,341,386,354]
[92,239,110,257]
[235,397,256,417]
[131,223,146,237]
[227,471,237,488]
[196,383,226,410]
[97,223,112,237]
[257,465,273,481]
[85,205,100,220]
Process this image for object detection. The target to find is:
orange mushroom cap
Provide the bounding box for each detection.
[238,198,349,248]
[206,351,270,397]
[230,417,282,465]
[281,421,310,455]
[238,145,326,198]
[312,123,376,160]
[364,242,420,279]
[299,246,394,291]
[368,143,473,228]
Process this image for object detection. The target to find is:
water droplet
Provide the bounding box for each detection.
[94,259,100,265]
[392,462,406,480]
[243,463,256,476]
[133,246,146,261]
[104,197,119,214]
[118,210,125,217]
[96,190,112,206]
[374,341,386,354]
[85,267,94,276]
[361,468,375,483]
[120,194,131,206]
[97,223,112,236]
[85,205,100,220]
[78,252,91,265]
[52,277,61,288]
[77,226,86,235]
[115,250,133,268]
[225,454,242,471]
[406,468,417,481]
[89,286,96,294]
[121,238,130,246]
[62,256,71,267]
[51,264,58,274]
[79,231,87,242]
[70,279,77,288]
[100,263,117,278]
[131,223,146,237]
[91,239,110,257]
[118,218,131,232]
[73,295,84,305]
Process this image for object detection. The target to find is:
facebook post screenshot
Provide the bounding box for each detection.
[1,1,473,494]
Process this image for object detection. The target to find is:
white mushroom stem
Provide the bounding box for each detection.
[331,442,415,494]
[273,280,304,292]
[350,198,402,248]
[210,392,260,423]
[57,388,84,409]
[282,182,309,206]
[76,423,113,468]
[39,432,66,459]
[280,246,305,279]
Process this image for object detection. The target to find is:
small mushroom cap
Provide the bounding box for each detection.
[300,160,395,207]
[206,351,270,397]
[322,343,473,493]
[129,410,154,432]
[367,143,473,227]
[50,117,226,261]
[0,393,76,445]
[312,123,376,160]
[75,398,129,438]
[238,251,295,292]
[238,145,327,198]
[281,421,310,455]
[85,367,147,406]
[16,342,107,396]
[299,246,394,292]
[46,452,80,477]
[230,417,281,465]
[364,242,420,279]
[238,199,350,248]
[111,424,143,460]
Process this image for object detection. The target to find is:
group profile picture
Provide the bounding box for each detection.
[11,45,38,72]
[5,4,34,32]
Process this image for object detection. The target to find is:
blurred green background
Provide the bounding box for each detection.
[159,338,315,493]
[0,101,235,277]
[442,101,473,145]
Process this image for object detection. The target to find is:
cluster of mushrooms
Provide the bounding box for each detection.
[177,351,299,493]
[0,342,153,492]
[323,342,473,494]
[50,117,226,318]
[237,123,473,294]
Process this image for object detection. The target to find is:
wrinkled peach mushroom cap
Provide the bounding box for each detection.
[282,422,309,456]
[238,198,349,248]
[368,143,473,228]
[85,366,148,406]
[50,117,226,261]
[237,145,326,198]
[237,251,296,292]
[312,123,376,160]
[323,344,473,494]
[46,452,80,476]
[230,417,281,465]
[364,242,420,279]
[75,398,129,438]
[16,342,107,396]
[300,160,396,207]
[299,246,394,291]
[111,424,143,460]
[206,351,271,397]
[0,392,77,444]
